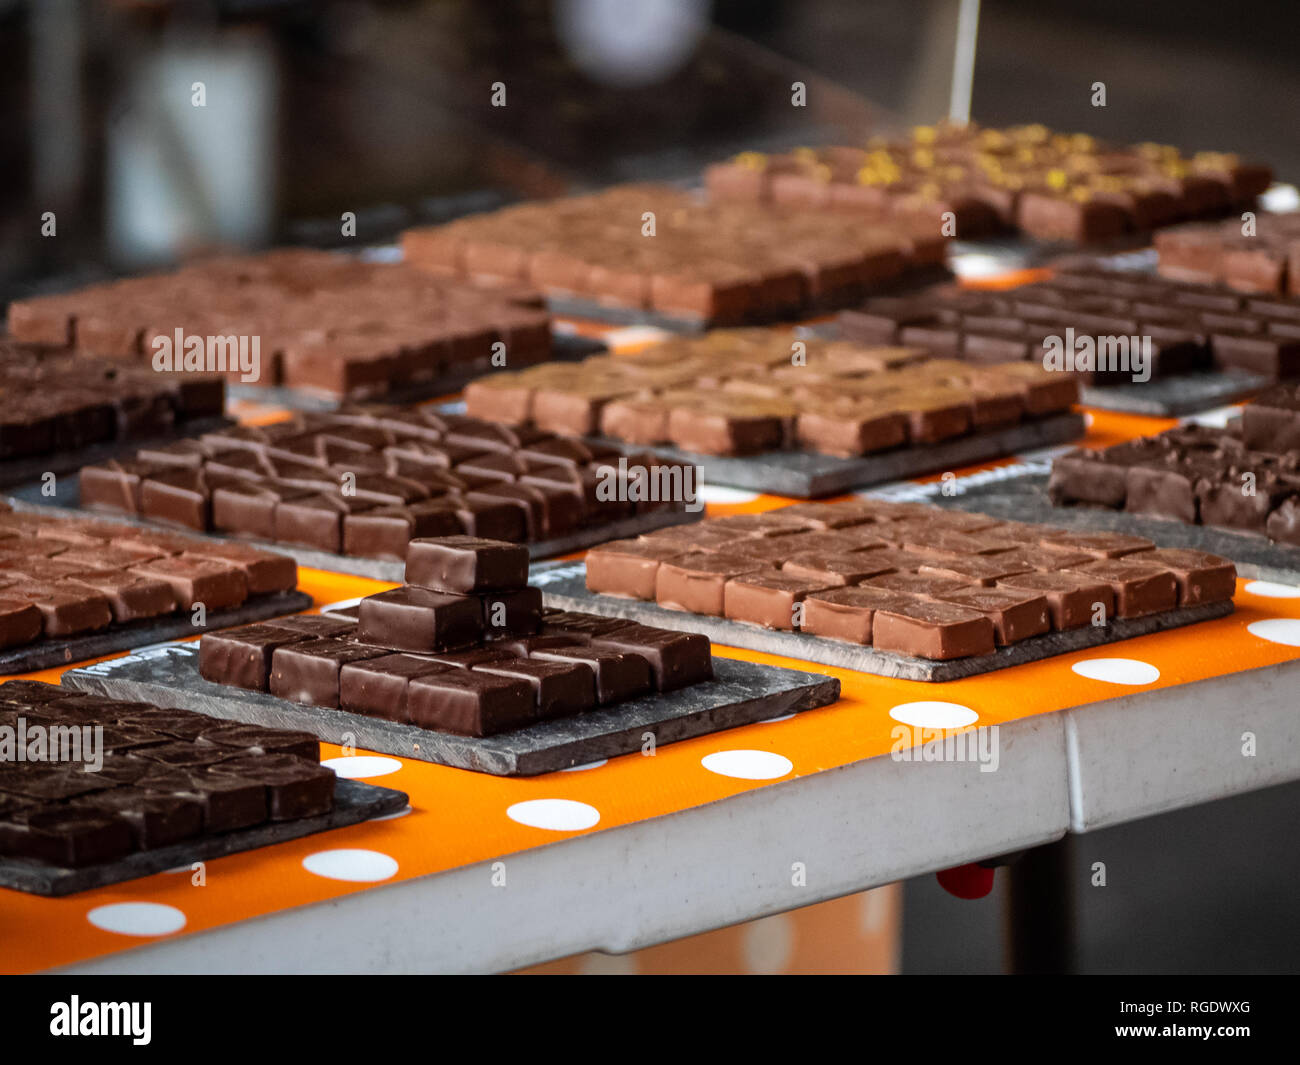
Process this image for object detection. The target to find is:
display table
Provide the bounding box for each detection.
[5,326,1300,976]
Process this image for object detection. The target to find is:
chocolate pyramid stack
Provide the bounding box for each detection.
[201,536,713,737]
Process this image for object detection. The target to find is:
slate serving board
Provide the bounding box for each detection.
[4,490,701,579]
[530,560,1236,682]
[575,412,1086,499]
[0,775,409,897]
[923,471,1300,586]
[0,415,234,490]
[0,590,312,674]
[227,331,607,413]
[60,641,841,777]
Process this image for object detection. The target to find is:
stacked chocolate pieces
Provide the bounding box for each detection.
[1156,213,1300,295]
[841,266,1300,384]
[464,329,1077,458]
[706,122,1270,243]
[200,536,713,736]
[402,184,946,324]
[5,250,551,399]
[585,501,1236,661]
[80,407,691,558]
[0,340,224,463]
[1050,386,1300,543]
[0,502,295,650]
[0,680,333,869]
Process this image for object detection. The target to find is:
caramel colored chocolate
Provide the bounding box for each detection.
[871,600,996,660]
[801,586,915,644]
[1066,559,1178,618]
[585,539,690,600]
[655,553,766,616]
[996,571,1114,630]
[723,573,835,630]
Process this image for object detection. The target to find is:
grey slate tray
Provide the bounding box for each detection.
[576,412,1086,499]
[924,471,1300,586]
[60,640,841,777]
[0,415,234,491]
[530,560,1235,682]
[0,775,409,897]
[0,589,312,674]
[227,331,607,413]
[802,318,1270,420]
[4,489,700,578]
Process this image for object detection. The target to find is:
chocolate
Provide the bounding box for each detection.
[406,670,535,736]
[463,330,1077,459]
[406,184,937,324]
[405,535,529,593]
[357,586,485,652]
[871,599,996,660]
[1139,548,1236,606]
[198,623,308,692]
[339,653,451,720]
[479,587,543,638]
[530,646,653,704]
[1067,559,1178,618]
[128,556,248,610]
[474,659,597,719]
[996,571,1114,630]
[209,753,335,820]
[590,625,713,691]
[654,553,767,616]
[1049,409,1300,547]
[585,539,690,600]
[0,680,336,865]
[723,573,836,630]
[781,551,896,586]
[270,638,388,707]
[936,587,1051,645]
[801,586,917,644]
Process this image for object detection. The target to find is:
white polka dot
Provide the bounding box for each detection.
[302,848,399,882]
[1244,580,1300,598]
[1083,411,1095,428]
[320,597,363,613]
[888,701,979,729]
[373,804,412,821]
[87,902,186,937]
[322,755,402,779]
[560,759,607,772]
[1247,618,1300,647]
[507,798,601,831]
[701,749,793,780]
[860,887,891,935]
[1071,657,1160,685]
[698,484,759,505]
[761,712,796,724]
[742,914,794,974]
[578,952,639,975]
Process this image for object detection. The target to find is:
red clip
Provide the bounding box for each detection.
[936,862,995,899]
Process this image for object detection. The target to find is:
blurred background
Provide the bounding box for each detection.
[1,0,1298,972]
